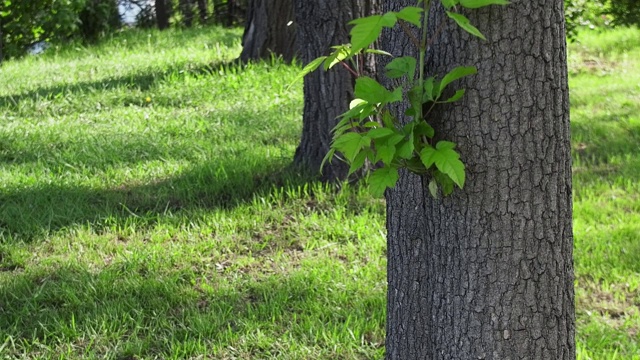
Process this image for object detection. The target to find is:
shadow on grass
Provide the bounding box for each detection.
[0,156,320,242]
[0,60,246,110]
[0,263,385,358]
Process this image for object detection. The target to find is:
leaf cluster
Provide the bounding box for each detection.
[295,0,509,197]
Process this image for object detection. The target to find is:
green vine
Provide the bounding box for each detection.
[294,0,509,197]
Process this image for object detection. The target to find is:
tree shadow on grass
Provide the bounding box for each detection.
[0,263,385,359]
[0,59,247,110]
[0,155,319,243]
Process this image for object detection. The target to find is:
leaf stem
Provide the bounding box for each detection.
[417,0,431,122]
[340,61,359,77]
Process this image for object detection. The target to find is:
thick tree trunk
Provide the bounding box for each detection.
[383,0,575,359]
[197,0,207,22]
[156,0,170,30]
[239,0,295,63]
[293,0,379,180]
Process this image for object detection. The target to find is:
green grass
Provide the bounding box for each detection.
[570,27,640,359]
[0,25,638,359]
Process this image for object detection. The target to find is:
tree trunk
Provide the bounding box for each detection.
[383,0,575,359]
[197,0,207,23]
[227,0,235,26]
[293,0,379,181]
[239,0,296,63]
[180,0,194,27]
[156,0,170,29]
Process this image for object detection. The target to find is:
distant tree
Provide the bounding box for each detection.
[293,0,379,180]
[156,0,170,29]
[179,0,194,27]
[196,0,208,22]
[238,0,295,63]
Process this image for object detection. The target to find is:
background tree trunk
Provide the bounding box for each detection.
[383,0,575,358]
[156,0,170,29]
[293,0,379,181]
[239,0,295,63]
[197,0,208,23]
[180,0,194,27]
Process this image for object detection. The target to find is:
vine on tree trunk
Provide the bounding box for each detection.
[293,0,509,197]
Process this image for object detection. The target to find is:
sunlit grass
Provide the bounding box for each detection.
[0,25,638,359]
[569,26,640,360]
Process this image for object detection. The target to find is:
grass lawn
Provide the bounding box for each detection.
[1,25,639,359]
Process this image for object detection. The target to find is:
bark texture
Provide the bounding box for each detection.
[383,0,575,359]
[239,0,296,63]
[293,0,379,180]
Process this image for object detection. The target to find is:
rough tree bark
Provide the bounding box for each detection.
[239,0,296,63]
[382,0,575,359]
[156,0,170,30]
[293,0,379,180]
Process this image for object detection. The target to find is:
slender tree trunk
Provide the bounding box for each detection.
[156,0,170,29]
[180,0,194,27]
[197,0,207,22]
[239,0,295,63]
[382,0,575,359]
[0,17,3,65]
[227,0,235,26]
[293,0,379,180]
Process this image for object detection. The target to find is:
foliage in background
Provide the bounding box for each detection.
[133,0,247,29]
[565,0,640,40]
[0,0,120,61]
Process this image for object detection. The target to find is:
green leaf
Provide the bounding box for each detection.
[349,13,397,53]
[382,110,396,128]
[414,122,435,138]
[423,77,435,102]
[420,142,465,188]
[368,127,396,138]
[320,148,336,173]
[369,166,399,197]
[428,179,439,198]
[419,146,437,168]
[339,99,374,122]
[407,85,423,118]
[442,89,466,103]
[441,0,458,9]
[396,140,415,159]
[324,45,352,70]
[387,133,405,146]
[355,77,399,105]
[395,6,424,27]
[385,56,417,80]
[439,66,477,93]
[458,0,509,8]
[436,141,458,150]
[446,12,486,40]
[375,145,396,165]
[333,132,369,162]
[288,56,327,89]
[434,170,455,195]
[364,48,393,56]
[349,149,371,175]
